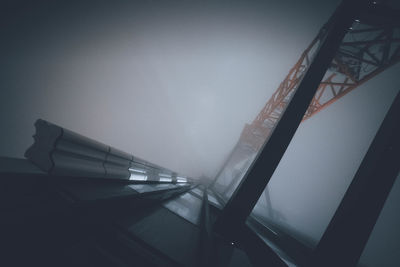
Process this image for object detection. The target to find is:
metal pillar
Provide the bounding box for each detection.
[214,0,363,236]
[311,91,400,266]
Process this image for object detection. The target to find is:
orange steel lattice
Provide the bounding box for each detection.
[239,21,400,152]
[213,15,400,196]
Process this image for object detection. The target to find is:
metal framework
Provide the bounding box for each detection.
[312,90,400,266]
[213,2,400,199]
[214,0,360,234]
[212,1,400,265]
[240,16,400,152]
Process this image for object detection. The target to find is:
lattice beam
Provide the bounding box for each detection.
[240,18,400,152]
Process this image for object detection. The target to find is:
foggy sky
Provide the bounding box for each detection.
[0,0,339,178]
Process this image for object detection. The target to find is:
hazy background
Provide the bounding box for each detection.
[0,0,339,177]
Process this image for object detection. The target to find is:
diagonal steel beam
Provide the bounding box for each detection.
[312,90,400,266]
[214,0,363,237]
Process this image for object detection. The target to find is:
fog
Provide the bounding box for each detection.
[0,0,340,178]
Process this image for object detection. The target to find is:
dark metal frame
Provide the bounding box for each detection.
[212,0,400,266]
[312,91,400,266]
[214,0,362,233]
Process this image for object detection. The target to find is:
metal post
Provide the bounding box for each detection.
[312,91,400,266]
[214,0,363,236]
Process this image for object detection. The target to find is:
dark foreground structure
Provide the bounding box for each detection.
[1,0,399,266]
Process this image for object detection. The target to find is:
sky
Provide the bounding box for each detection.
[0,0,340,178]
